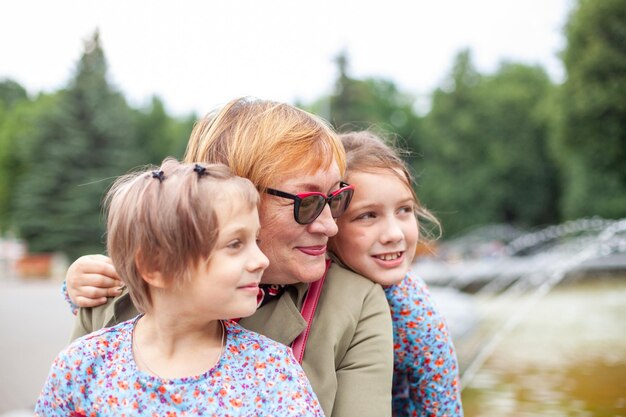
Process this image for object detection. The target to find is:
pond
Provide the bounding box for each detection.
[449,278,626,417]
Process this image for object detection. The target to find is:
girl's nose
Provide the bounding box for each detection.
[380,218,404,244]
[250,245,270,272]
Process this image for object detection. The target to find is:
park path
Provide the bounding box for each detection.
[0,278,74,415]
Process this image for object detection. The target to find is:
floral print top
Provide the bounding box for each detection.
[35,318,324,416]
[385,274,464,417]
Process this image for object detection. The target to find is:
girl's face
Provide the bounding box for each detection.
[182,203,269,320]
[258,162,341,285]
[331,169,419,286]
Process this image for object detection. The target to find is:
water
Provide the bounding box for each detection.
[460,279,626,416]
[417,217,626,417]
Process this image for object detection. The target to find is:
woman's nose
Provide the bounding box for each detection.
[307,203,339,237]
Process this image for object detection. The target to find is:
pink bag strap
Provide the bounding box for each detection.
[291,259,330,364]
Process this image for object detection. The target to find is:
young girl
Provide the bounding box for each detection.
[36,159,324,416]
[329,131,463,417]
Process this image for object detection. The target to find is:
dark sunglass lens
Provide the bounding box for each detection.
[330,188,353,217]
[298,195,326,224]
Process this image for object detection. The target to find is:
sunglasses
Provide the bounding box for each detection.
[265,182,355,225]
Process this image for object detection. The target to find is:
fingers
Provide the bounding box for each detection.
[74,295,109,308]
[75,283,123,300]
[66,254,123,306]
[107,285,125,298]
[72,255,120,281]
[78,274,122,290]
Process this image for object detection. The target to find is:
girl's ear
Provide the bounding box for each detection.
[135,250,169,289]
[141,270,169,289]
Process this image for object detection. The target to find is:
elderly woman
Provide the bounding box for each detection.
[65,97,394,417]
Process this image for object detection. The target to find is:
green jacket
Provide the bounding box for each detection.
[71,262,393,417]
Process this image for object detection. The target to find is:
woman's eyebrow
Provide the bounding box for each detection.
[287,180,341,193]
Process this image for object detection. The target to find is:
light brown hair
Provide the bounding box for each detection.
[184,97,346,191]
[105,158,259,313]
[339,130,441,241]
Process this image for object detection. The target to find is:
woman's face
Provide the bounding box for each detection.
[258,162,341,285]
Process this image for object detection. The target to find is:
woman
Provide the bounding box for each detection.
[65,97,394,417]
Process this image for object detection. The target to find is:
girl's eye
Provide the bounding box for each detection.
[227,240,243,249]
[355,212,376,220]
[398,206,414,214]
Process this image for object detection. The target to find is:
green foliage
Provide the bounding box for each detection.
[551,0,626,219]
[11,32,144,258]
[307,51,424,156]
[0,87,60,233]
[0,79,28,106]
[420,51,560,237]
[133,96,196,165]
[0,32,197,258]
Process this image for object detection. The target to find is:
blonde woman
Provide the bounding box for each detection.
[64,98,394,417]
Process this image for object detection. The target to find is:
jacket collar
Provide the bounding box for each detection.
[103,287,136,327]
[238,282,308,345]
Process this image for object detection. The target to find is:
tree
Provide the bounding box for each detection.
[0,81,58,233]
[133,96,196,165]
[419,50,487,236]
[0,79,27,107]
[306,51,424,156]
[420,50,559,236]
[551,0,626,219]
[12,31,143,258]
[478,63,560,227]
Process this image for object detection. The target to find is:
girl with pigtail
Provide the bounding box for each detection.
[37,159,324,416]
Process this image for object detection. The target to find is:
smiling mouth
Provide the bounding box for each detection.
[373,252,403,261]
[297,245,327,256]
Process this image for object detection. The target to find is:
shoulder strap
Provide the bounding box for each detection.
[291,259,330,363]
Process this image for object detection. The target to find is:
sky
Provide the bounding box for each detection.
[1,0,574,117]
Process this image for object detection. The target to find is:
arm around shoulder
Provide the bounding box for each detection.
[68,289,138,342]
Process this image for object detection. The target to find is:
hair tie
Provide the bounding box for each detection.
[151,170,165,182]
[193,164,207,178]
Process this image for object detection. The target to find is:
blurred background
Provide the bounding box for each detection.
[1,0,625,416]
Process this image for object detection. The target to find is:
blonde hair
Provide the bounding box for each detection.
[105,158,259,313]
[184,97,346,191]
[339,130,441,241]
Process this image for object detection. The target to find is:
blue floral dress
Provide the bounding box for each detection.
[385,274,463,417]
[35,318,324,416]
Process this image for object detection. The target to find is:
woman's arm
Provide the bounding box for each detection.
[390,274,464,417]
[64,256,138,341]
[63,254,123,311]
